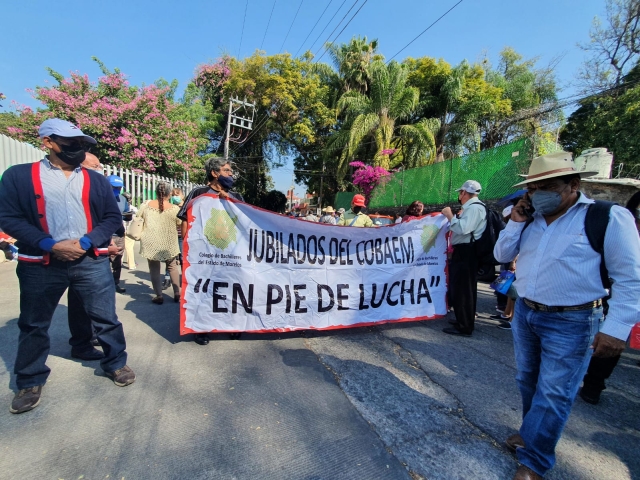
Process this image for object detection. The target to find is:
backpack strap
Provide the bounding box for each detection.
[585,200,615,289]
[469,201,487,242]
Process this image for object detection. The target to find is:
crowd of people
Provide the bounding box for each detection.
[1,118,639,480]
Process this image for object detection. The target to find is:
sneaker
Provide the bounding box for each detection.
[497,321,512,330]
[496,308,505,314]
[115,284,126,294]
[10,386,43,414]
[105,365,136,387]
[490,314,510,320]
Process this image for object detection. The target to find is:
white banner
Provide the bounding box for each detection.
[180,195,449,334]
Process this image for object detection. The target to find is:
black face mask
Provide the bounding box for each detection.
[56,143,86,166]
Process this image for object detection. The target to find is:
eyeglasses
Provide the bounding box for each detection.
[219,168,234,174]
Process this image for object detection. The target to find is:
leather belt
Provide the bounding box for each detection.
[523,298,602,313]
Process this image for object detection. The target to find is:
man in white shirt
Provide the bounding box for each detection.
[441,180,486,336]
[494,152,640,480]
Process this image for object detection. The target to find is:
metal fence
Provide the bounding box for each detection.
[0,134,46,177]
[102,165,199,206]
[368,139,534,208]
[0,134,200,206]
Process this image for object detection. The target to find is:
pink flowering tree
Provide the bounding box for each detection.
[4,59,205,175]
[349,161,390,203]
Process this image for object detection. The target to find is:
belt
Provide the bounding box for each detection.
[523,298,602,313]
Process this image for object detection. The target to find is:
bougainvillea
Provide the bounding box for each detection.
[349,161,390,203]
[194,56,233,106]
[4,65,205,175]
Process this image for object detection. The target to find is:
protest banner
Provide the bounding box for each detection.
[180,194,449,334]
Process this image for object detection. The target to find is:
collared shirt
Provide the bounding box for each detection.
[40,158,87,241]
[338,209,374,227]
[494,192,640,340]
[448,197,487,245]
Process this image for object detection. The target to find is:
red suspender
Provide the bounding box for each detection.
[31,162,49,234]
[31,162,51,265]
[81,168,93,231]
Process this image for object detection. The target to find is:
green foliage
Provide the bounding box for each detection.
[560,62,640,176]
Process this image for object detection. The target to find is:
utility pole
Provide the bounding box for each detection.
[223,97,256,160]
[318,159,325,213]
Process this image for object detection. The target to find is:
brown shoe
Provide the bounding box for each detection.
[152,296,164,305]
[105,365,136,387]
[505,433,525,453]
[513,465,543,479]
[10,386,43,414]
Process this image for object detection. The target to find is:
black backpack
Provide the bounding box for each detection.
[524,200,614,289]
[472,202,506,265]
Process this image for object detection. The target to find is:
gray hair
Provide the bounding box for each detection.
[205,156,231,181]
[156,181,172,212]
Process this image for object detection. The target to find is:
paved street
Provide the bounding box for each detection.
[0,254,638,480]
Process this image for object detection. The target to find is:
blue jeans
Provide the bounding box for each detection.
[512,298,601,475]
[14,255,128,389]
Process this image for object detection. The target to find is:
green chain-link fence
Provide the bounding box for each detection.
[368,139,534,208]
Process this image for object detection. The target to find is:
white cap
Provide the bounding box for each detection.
[502,205,513,217]
[456,180,482,194]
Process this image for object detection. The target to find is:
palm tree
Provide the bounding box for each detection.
[328,61,439,179]
[326,36,383,94]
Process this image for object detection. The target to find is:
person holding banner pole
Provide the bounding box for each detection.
[441,180,486,337]
[178,157,244,346]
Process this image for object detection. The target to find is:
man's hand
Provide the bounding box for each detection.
[591,332,626,358]
[108,239,123,255]
[512,195,532,223]
[51,239,86,261]
[441,207,454,220]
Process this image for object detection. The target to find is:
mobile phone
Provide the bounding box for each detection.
[523,193,535,218]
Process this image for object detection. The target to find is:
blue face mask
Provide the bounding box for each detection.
[113,187,122,198]
[531,190,563,215]
[170,196,182,205]
[218,175,234,191]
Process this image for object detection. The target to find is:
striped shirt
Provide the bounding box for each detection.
[40,158,87,241]
[494,192,640,341]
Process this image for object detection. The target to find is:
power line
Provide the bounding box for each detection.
[315,0,369,63]
[280,0,305,52]
[307,0,348,53]
[260,0,277,50]
[313,0,361,58]
[387,0,465,63]
[294,0,335,57]
[238,0,249,59]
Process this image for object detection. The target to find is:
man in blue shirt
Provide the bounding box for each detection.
[0,119,136,414]
[494,152,640,480]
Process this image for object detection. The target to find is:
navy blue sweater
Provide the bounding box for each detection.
[0,162,122,260]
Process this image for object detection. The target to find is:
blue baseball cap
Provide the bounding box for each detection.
[108,175,124,188]
[38,118,97,145]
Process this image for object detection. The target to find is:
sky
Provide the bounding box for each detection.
[1,0,607,196]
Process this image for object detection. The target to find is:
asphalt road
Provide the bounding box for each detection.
[0,255,638,480]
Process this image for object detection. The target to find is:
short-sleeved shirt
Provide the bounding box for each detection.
[177,187,244,221]
[338,209,374,227]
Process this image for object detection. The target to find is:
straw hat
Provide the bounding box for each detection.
[322,206,335,213]
[513,151,599,187]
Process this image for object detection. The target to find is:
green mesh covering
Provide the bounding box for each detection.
[369,139,533,208]
[334,191,356,211]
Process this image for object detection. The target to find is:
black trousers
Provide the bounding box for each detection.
[582,354,621,393]
[449,243,478,334]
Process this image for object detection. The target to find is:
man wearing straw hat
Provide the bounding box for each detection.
[319,206,337,225]
[494,151,640,480]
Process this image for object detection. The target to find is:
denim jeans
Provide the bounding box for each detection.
[512,298,601,476]
[14,255,128,389]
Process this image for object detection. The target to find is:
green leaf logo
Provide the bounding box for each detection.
[203,208,238,250]
[421,224,439,254]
